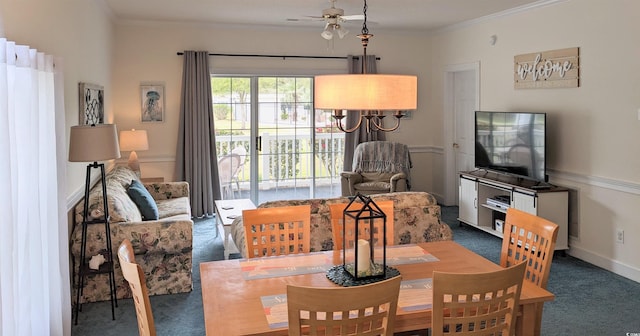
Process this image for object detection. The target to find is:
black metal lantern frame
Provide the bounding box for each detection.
[342,193,387,280]
[326,193,400,286]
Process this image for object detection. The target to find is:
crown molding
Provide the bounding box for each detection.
[436,0,569,33]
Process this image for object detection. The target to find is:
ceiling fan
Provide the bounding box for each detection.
[288,0,365,40]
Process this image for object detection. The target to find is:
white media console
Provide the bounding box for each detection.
[458,170,569,250]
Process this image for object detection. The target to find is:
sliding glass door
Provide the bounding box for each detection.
[212,75,344,204]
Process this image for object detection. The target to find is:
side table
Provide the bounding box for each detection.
[214,199,256,259]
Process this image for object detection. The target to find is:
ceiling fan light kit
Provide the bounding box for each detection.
[314,0,418,133]
[299,0,366,41]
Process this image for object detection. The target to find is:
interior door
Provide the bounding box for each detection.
[444,63,479,206]
[453,70,478,180]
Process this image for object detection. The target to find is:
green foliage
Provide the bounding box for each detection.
[314,138,344,175]
[213,104,231,120]
[269,139,300,180]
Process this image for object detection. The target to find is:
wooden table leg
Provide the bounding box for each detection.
[517,303,537,336]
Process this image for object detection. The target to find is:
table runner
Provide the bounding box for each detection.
[261,277,434,329]
[240,244,438,280]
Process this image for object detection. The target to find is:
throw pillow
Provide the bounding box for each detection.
[127,179,159,220]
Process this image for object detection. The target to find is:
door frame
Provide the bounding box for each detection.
[443,62,480,206]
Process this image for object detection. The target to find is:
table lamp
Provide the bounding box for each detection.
[118,129,149,174]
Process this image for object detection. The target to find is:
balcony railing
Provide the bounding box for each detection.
[215,133,345,189]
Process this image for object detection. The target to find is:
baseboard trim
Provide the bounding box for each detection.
[568,244,640,283]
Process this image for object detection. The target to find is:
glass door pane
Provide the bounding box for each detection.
[256,77,314,203]
[212,75,344,204]
[212,77,251,200]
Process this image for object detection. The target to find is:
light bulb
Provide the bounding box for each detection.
[337,26,349,39]
[321,29,333,40]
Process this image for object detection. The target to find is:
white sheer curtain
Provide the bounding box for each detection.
[0,38,70,336]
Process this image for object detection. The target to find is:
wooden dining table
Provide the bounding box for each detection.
[200,240,554,336]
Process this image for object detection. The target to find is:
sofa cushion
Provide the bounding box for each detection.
[127,179,160,220]
[156,197,191,219]
[355,181,391,191]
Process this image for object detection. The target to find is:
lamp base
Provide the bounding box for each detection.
[127,150,141,174]
[326,264,400,287]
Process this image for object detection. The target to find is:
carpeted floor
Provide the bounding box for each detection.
[72,206,640,335]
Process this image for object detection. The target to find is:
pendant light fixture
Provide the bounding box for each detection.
[314,0,418,133]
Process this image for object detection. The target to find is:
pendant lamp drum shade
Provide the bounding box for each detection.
[314,74,417,111]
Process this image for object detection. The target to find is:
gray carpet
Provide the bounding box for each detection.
[72,207,640,335]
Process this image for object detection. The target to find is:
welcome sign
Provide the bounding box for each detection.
[514,47,580,89]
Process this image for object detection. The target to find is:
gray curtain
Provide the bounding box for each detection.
[175,50,221,217]
[343,54,385,171]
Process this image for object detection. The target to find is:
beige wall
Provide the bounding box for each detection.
[428,0,640,281]
[111,22,435,189]
[0,0,115,208]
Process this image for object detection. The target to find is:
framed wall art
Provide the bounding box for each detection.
[78,82,104,125]
[140,83,165,122]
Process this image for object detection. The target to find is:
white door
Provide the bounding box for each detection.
[444,63,480,206]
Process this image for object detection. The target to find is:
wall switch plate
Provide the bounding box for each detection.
[616,229,624,244]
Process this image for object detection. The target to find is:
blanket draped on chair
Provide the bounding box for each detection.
[352,141,412,190]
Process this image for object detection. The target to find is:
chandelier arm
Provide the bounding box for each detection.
[334,110,364,133]
[369,113,403,132]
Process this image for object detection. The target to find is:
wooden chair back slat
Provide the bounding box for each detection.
[432,262,526,336]
[243,205,311,258]
[117,239,156,336]
[287,276,401,336]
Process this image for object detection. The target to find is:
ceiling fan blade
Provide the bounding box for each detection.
[340,14,365,21]
[287,17,325,22]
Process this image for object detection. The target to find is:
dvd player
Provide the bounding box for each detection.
[487,195,510,210]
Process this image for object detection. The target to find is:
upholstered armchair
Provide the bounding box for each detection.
[340,141,412,196]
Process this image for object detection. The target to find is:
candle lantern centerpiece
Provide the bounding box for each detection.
[327,193,399,286]
[343,193,386,279]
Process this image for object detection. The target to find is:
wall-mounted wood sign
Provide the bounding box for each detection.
[514,47,579,89]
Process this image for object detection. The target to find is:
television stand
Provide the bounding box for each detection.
[458,171,569,250]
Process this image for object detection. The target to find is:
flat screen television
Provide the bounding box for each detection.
[474,111,547,182]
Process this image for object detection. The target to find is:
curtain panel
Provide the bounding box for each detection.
[342,54,385,171]
[0,38,70,336]
[175,50,220,217]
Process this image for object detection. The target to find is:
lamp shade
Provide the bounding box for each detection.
[69,124,121,162]
[314,74,417,111]
[119,129,149,152]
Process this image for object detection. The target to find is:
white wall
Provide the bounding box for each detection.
[0,0,115,208]
[428,0,640,281]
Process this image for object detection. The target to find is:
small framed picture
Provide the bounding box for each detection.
[78,82,104,125]
[140,83,165,122]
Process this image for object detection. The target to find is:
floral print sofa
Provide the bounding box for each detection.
[231,191,453,258]
[70,166,193,303]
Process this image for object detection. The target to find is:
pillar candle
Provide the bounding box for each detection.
[356,239,371,273]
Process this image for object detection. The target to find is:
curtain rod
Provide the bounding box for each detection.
[175,52,380,60]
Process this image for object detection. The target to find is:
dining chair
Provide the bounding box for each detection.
[117,239,156,336]
[287,276,402,336]
[432,261,527,336]
[329,200,394,250]
[242,205,311,258]
[501,207,559,336]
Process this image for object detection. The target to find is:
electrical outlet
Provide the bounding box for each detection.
[616,229,624,244]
